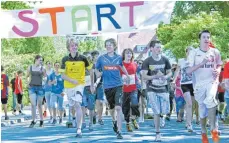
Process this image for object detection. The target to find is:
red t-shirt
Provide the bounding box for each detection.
[1,74,9,99]
[121,62,137,92]
[15,76,23,94]
[223,62,229,79]
[218,71,225,93]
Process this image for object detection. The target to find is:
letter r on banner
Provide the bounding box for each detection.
[96,4,121,31]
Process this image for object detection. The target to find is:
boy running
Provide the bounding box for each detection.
[95,38,130,139]
[60,38,94,138]
[142,40,172,142]
[186,30,222,143]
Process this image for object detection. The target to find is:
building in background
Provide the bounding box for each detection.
[117,30,157,60]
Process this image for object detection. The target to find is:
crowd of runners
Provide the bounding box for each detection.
[1,30,229,142]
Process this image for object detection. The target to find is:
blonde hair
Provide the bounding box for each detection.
[66,38,79,51]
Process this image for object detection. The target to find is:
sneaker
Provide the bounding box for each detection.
[93,116,96,124]
[72,119,77,128]
[12,111,16,116]
[165,114,170,121]
[155,133,162,142]
[29,121,36,128]
[126,123,133,132]
[113,121,118,133]
[89,123,93,131]
[39,120,44,127]
[49,117,53,123]
[76,132,82,138]
[187,125,193,132]
[211,130,219,143]
[116,132,123,139]
[160,117,165,128]
[5,116,9,120]
[132,119,139,129]
[201,133,209,143]
[82,122,86,130]
[59,118,62,124]
[52,119,57,125]
[98,119,104,125]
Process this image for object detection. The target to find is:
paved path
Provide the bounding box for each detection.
[1,107,229,143]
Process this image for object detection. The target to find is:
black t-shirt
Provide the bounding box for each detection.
[61,53,89,70]
[142,56,171,93]
[10,78,16,92]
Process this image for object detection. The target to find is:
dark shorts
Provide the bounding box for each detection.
[1,98,8,104]
[217,92,225,103]
[104,86,123,110]
[16,93,23,104]
[181,84,194,96]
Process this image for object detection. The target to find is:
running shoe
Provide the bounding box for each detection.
[126,123,133,132]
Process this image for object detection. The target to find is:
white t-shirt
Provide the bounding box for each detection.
[188,48,222,86]
[178,58,192,85]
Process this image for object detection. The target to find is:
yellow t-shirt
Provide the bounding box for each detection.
[61,54,90,88]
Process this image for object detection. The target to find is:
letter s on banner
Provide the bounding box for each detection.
[12,10,39,37]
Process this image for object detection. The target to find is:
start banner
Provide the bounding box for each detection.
[1,1,174,38]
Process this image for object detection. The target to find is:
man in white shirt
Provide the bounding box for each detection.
[187,30,222,143]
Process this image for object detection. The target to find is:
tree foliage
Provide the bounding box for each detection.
[1,1,30,10]
[157,13,229,60]
[172,1,229,20]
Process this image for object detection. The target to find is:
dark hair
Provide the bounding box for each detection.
[46,61,50,64]
[122,48,134,61]
[137,60,143,64]
[105,38,117,50]
[91,50,99,57]
[150,40,161,48]
[1,65,4,72]
[83,52,91,56]
[199,30,211,39]
[34,55,43,64]
[17,70,23,75]
[54,61,60,66]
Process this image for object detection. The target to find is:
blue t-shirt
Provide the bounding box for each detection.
[49,72,64,94]
[44,69,54,92]
[95,53,123,89]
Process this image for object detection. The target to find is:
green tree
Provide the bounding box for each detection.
[157,13,229,60]
[1,1,30,10]
[172,1,229,19]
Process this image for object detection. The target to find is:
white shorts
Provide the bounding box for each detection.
[64,85,84,107]
[194,82,218,118]
[147,92,170,115]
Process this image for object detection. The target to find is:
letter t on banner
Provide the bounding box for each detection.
[120,1,144,27]
[39,7,65,34]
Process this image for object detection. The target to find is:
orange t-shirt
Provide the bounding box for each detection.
[15,76,23,94]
